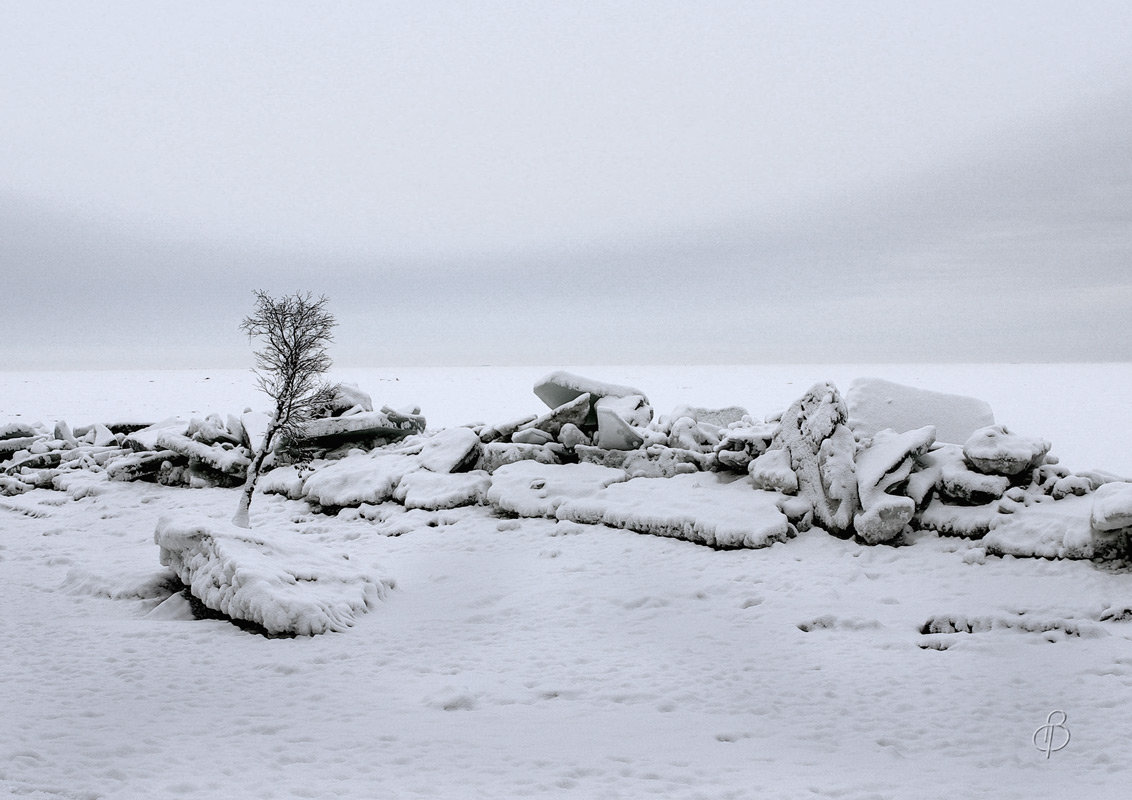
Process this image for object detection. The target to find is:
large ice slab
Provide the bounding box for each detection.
[533,371,648,412]
[982,495,1094,559]
[558,473,794,549]
[847,378,994,445]
[301,451,418,508]
[155,516,384,636]
[487,462,627,518]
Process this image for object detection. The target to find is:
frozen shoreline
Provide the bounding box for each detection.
[3,363,1130,474]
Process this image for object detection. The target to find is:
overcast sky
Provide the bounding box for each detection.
[2,1,1131,369]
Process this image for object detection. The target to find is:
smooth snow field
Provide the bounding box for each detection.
[2,364,1131,799]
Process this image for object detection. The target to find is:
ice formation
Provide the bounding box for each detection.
[846,377,995,444]
[769,382,859,536]
[853,426,935,545]
[487,462,628,518]
[3,370,1129,567]
[155,516,384,635]
[558,473,794,549]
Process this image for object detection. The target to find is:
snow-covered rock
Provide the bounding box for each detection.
[0,435,42,458]
[302,409,425,443]
[963,425,1051,477]
[0,474,33,495]
[666,416,721,453]
[557,423,589,450]
[488,462,628,518]
[301,451,418,508]
[847,378,995,445]
[186,414,240,446]
[558,472,794,549]
[594,399,645,450]
[575,444,709,478]
[512,428,554,445]
[917,498,1000,539]
[417,426,481,473]
[477,414,538,445]
[1089,482,1132,559]
[748,449,798,494]
[155,516,384,636]
[155,432,250,478]
[983,494,1094,559]
[393,469,490,510]
[0,421,38,440]
[533,370,648,414]
[771,382,858,536]
[238,411,272,453]
[124,418,191,452]
[516,393,591,439]
[257,464,311,499]
[854,426,936,544]
[665,405,748,429]
[1091,482,1132,531]
[105,449,181,482]
[477,442,561,473]
[320,383,374,416]
[714,421,778,472]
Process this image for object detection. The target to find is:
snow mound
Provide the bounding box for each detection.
[917,498,1000,539]
[962,425,1051,476]
[155,516,384,636]
[771,382,858,536]
[982,494,1094,559]
[854,426,936,544]
[1089,481,1132,559]
[301,451,418,508]
[416,426,481,473]
[1091,481,1132,531]
[847,378,995,445]
[487,462,628,518]
[558,473,794,549]
[394,469,490,510]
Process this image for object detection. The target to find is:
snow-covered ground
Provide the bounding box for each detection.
[3,364,1131,799]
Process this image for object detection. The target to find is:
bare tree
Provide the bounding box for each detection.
[233,290,336,528]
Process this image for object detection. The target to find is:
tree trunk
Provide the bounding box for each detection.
[232,424,279,528]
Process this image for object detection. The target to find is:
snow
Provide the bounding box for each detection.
[3,364,1132,799]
